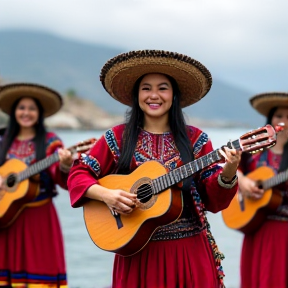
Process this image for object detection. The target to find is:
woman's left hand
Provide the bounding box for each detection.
[58,148,73,170]
[219,147,242,182]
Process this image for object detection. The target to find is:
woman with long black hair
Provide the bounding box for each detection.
[238,92,288,288]
[0,83,73,288]
[68,50,241,288]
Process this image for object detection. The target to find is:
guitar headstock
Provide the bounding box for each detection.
[238,124,277,154]
[68,138,97,157]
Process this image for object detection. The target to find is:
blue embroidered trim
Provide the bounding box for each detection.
[200,165,220,180]
[194,132,208,155]
[80,153,100,176]
[105,129,121,161]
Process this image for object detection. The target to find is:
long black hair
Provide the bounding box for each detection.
[117,73,194,174]
[0,97,47,165]
[266,107,288,171]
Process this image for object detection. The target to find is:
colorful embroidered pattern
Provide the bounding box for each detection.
[105,128,121,162]
[0,269,67,287]
[80,153,101,176]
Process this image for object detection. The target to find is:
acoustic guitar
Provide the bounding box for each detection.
[221,165,287,234]
[83,125,277,257]
[0,138,96,228]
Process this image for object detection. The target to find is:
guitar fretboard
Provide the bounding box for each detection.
[18,153,59,182]
[152,138,241,194]
[263,169,288,190]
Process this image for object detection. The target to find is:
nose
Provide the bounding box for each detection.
[150,90,159,99]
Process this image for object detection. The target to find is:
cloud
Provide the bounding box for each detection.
[1,0,288,92]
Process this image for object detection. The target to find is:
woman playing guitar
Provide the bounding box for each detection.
[238,92,288,288]
[67,50,242,288]
[0,83,73,287]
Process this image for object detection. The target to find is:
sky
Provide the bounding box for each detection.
[0,0,288,94]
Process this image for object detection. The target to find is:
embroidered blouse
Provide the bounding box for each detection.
[68,124,238,285]
[1,132,68,202]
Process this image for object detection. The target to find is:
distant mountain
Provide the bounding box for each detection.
[0,30,265,128]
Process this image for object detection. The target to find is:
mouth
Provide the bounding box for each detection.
[147,103,162,108]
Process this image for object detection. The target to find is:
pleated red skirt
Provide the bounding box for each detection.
[241,219,288,288]
[112,231,221,288]
[0,200,68,287]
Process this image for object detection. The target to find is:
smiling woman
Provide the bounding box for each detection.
[0,82,74,288]
[67,49,242,288]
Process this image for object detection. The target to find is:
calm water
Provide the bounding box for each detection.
[54,127,251,288]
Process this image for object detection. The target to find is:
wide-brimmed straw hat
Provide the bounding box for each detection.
[250,92,288,117]
[0,83,62,117]
[100,50,212,108]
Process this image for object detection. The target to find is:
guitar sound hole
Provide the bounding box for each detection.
[6,174,17,188]
[137,183,153,204]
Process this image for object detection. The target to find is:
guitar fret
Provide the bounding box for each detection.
[163,175,169,188]
[159,176,165,191]
[164,174,172,187]
[18,153,60,181]
[167,172,175,186]
[202,156,208,167]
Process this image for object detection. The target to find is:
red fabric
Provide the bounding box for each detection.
[113,232,220,288]
[0,201,67,285]
[240,220,288,288]
[67,124,238,287]
[0,132,68,286]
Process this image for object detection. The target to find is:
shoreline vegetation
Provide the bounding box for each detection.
[0,90,250,130]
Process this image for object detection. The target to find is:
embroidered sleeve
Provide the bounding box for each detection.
[67,125,124,207]
[189,128,238,213]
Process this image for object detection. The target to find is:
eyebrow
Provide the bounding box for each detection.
[141,82,170,86]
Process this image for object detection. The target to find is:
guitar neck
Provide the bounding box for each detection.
[15,138,95,183]
[263,169,288,190]
[152,138,241,193]
[18,153,59,182]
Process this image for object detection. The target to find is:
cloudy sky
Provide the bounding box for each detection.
[1,0,288,93]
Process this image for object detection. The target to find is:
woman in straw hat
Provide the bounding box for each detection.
[67,50,241,288]
[237,92,288,288]
[0,83,73,287]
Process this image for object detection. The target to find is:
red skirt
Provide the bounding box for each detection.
[241,219,288,288]
[0,200,68,288]
[112,231,221,288]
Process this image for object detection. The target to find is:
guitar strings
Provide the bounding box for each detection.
[135,184,154,201]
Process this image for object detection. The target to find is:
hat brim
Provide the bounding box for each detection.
[100,50,212,108]
[0,83,62,117]
[250,92,288,117]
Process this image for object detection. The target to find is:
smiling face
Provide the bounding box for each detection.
[271,107,288,140]
[138,73,173,123]
[272,107,288,129]
[15,97,39,129]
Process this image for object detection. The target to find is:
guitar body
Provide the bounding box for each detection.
[0,158,39,228]
[0,137,95,229]
[83,160,183,257]
[222,166,283,234]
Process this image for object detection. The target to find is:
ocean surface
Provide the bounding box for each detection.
[54,127,252,288]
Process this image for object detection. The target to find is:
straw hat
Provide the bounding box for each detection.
[250,92,288,117]
[100,50,212,108]
[0,83,62,117]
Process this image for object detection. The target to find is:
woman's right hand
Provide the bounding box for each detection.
[238,173,264,199]
[102,188,137,215]
[85,184,137,215]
